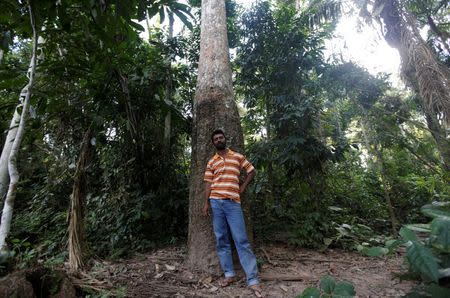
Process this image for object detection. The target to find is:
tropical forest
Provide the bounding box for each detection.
[0,0,449,297]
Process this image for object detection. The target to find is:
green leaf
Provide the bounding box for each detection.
[399,227,418,242]
[385,239,404,253]
[332,281,355,297]
[147,6,159,18]
[128,20,145,32]
[320,275,335,294]
[421,202,450,220]
[364,246,389,257]
[406,241,440,282]
[159,7,166,24]
[426,284,450,298]
[173,9,193,30]
[404,224,431,233]
[430,218,450,253]
[299,287,320,298]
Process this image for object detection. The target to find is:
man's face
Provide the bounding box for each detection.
[212,134,226,150]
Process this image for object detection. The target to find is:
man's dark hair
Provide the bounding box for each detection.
[211,129,226,142]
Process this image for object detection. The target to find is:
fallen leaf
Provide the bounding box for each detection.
[201,276,213,284]
[280,285,288,292]
[165,264,176,271]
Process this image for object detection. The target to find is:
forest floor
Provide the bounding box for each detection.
[75,244,417,297]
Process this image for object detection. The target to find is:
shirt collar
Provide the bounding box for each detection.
[213,149,235,160]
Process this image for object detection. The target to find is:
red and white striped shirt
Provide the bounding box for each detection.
[204,149,255,203]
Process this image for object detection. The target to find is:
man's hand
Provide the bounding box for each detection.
[239,170,255,195]
[202,201,210,217]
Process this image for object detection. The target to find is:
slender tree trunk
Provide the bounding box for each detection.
[68,128,92,271]
[360,114,398,235]
[426,15,450,54]
[0,1,37,251]
[373,146,398,234]
[424,111,450,176]
[0,111,20,200]
[187,0,246,272]
[164,12,174,148]
[265,97,274,203]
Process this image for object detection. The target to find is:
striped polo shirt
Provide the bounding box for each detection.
[204,149,255,203]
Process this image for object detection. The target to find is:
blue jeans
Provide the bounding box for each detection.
[209,199,259,286]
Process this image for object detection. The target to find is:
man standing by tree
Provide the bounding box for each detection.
[202,129,263,297]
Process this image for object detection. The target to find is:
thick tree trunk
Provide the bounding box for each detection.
[377,0,450,123]
[0,2,37,251]
[68,128,92,271]
[187,0,246,272]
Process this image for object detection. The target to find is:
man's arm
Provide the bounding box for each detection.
[202,181,212,217]
[240,169,256,195]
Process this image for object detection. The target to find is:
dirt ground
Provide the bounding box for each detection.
[75,244,417,297]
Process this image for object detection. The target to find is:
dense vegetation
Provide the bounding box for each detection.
[0,0,448,295]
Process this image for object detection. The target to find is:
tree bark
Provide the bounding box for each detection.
[0,1,37,251]
[0,111,20,200]
[68,128,93,271]
[376,0,450,124]
[187,0,246,272]
[164,11,174,149]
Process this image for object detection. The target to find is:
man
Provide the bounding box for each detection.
[202,129,263,297]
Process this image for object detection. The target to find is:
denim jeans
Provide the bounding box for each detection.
[209,198,259,286]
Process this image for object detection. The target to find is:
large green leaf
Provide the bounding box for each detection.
[128,20,145,32]
[421,203,450,220]
[363,246,389,257]
[320,275,335,294]
[173,9,193,30]
[430,218,450,253]
[406,241,440,282]
[385,239,404,253]
[404,224,431,233]
[298,287,320,298]
[400,226,418,242]
[427,284,450,298]
[332,281,356,297]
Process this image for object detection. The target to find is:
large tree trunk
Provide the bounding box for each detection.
[0,1,37,251]
[374,0,450,173]
[187,0,246,272]
[377,2,450,116]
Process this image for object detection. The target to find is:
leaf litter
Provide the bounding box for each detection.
[75,244,417,297]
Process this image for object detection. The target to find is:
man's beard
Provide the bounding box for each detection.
[214,141,226,150]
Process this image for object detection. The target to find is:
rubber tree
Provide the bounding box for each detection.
[0,1,38,251]
[186,0,245,272]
